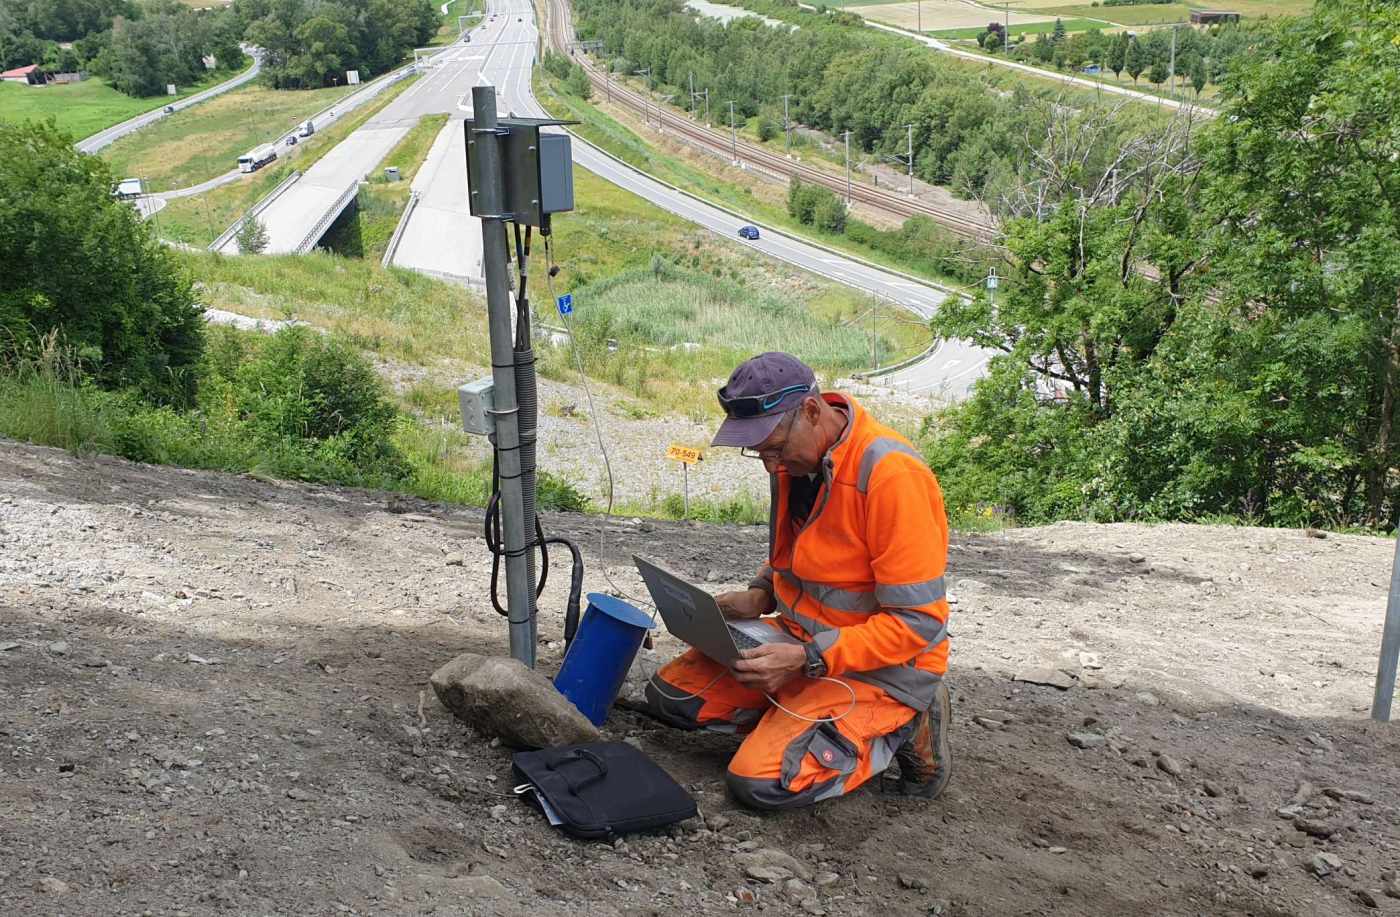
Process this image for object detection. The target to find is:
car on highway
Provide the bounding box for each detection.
[285,135,298,146]
[737,225,760,241]
[163,105,174,114]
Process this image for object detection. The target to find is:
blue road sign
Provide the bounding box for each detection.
[557,293,573,316]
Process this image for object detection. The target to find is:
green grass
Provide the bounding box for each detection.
[156,75,422,246]
[929,16,1104,37]
[101,83,358,191]
[0,62,248,141]
[1039,3,1189,25]
[321,114,448,260]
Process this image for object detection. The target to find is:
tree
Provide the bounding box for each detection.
[0,121,203,405]
[290,15,353,87]
[1146,58,1168,87]
[1199,0,1400,526]
[984,29,1002,53]
[235,215,269,254]
[1051,17,1066,43]
[1124,37,1145,83]
[1189,55,1206,95]
[1106,32,1126,78]
[812,192,847,233]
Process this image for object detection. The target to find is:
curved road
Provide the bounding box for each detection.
[75,51,263,154]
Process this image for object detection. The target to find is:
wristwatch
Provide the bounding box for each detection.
[803,642,828,679]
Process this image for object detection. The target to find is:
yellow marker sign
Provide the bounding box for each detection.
[666,444,704,464]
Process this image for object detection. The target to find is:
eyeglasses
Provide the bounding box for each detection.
[718,382,815,419]
[740,411,798,461]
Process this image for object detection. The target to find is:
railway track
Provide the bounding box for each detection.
[540,0,1000,243]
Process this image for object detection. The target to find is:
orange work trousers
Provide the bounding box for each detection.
[643,647,918,810]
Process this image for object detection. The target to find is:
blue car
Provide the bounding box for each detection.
[738,225,760,240]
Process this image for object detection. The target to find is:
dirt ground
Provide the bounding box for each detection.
[3,438,1400,917]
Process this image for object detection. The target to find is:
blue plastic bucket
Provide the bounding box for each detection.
[553,593,656,726]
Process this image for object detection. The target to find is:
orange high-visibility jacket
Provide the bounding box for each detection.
[752,393,950,710]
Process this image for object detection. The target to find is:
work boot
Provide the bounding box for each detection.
[893,680,951,799]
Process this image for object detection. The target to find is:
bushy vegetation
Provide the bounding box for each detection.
[1,0,245,97]
[0,121,203,405]
[233,0,438,89]
[924,0,1400,531]
[574,0,1166,207]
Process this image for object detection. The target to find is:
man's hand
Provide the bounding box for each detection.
[732,643,806,694]
[715,587,774,621]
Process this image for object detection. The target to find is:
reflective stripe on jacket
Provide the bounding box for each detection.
[757,393,950,711]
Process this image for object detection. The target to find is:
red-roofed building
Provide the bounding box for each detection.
[2,64,44,86]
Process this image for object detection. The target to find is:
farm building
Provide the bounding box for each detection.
[1190,10,1241,24]
[1,64,44,85]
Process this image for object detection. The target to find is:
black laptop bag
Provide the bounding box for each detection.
[511,742,697,840]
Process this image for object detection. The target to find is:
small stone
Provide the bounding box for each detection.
[1077,652,1103,670]
[1134,691,1160,706]
[455,875,510,898]
[784,878,815,901]
[1305,733,1334,751]
[1357,890,1380,909]
[1311,852,1343,877]
[35,877,71,895]
[897,873,929,890]
[47,641,69,656]
[1289,781,1317,806]
[1128,553,1146,563]
[1248,865,1269,879]
[746,865,792,883]
[1047,846,1068,855]
[813,872,839,887]
[1322,787,1375,805]
[1067,732,1105,750]
[286,788,315,801]
[0,641,20,651]
[734,886,757,905]
[708,814,732,831]
[1383,880,1400,900]
[735,848,813,882]
[1202,780,1224,798]
[1304,528,1327,539]
[1276,805,1302,820]
[1156,755,1183,777]
[444,553,465,567]
[972,716,1004,730]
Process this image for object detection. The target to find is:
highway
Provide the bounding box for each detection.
[75,52,263,155]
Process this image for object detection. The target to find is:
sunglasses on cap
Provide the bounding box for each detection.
[717,382,816,419]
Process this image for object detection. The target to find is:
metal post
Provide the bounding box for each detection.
[1005,4,1010,52]
[471,85,536,668]
[682,463,689,519]
[689,72,695,114]
[728,100,737,164]
[844,130,851,203]
[1372,537,1400,721]
[906,123,914,196]
[917,0,922,33]
[1168,25,1177,99]
[782,94,791,154]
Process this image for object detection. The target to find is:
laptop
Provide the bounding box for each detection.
[633,555,802,666]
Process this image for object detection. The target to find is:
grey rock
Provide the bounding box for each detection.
[1383,879,1400,900]
[1156,755,1183,777]
[0,641,20,651]
[47,641,69,656]
[813,872,840,887]
[1135,691,1160,706]
[735,848,813,882]
[784,877,815,902]
[286,787,315,801]
[1322,787,1375,805]
[956,578,989,593]
[897,872,929,891]
[1202,780,1224,798]
[707,814,732,831]
[430,653,600,749]
[972,716,1004,730]
[35,877,71,895]
[1289,781,1317,806]
[444,553,465,567]
[734,886,757,905]
[1311,852,1342,877]
[1128,553,1146,563]
[454,875,510,898]
[1248,865,1269,879]
[745,865,791,883]
[1077,651,1103,670]
[1013,667,1075,690]
[1067,732,1106,749]
[1294,818,1337,839]
[1358,890,1380,909]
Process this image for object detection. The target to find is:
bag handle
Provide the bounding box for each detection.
[546,747,609,793]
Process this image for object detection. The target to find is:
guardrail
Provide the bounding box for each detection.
[381,190,421,267]
[209,169,303,253]
[295,181,362,254]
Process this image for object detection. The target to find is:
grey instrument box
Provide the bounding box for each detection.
[464,118,574,227]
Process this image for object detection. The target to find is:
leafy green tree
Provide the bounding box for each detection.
[1124,38,1146,83]
[290,15,353,87]
[983,29,1002,52]
[812,191,847,233]
[1189,55,1206,95]
[1051,17,1066,42]
[1106,32,1126,77]
[1146,58,1168,87]
[235,216,269,254]
[1199,0,1400,525]
[0,121,203,405]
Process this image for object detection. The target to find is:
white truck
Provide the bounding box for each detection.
[237,145,278,173]
[298,120,315,138]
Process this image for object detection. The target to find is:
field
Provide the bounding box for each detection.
[1041,2,1191,25]
[101,83,359,192]
[154,76,422,246]
[0,66,242,141]
[930,16,1103,37]
[852,0,1053,31]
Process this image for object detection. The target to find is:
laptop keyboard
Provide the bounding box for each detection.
[728,626,764,651]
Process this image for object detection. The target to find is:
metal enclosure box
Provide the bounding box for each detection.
[457,377,496,436]
[464,118,575,226]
